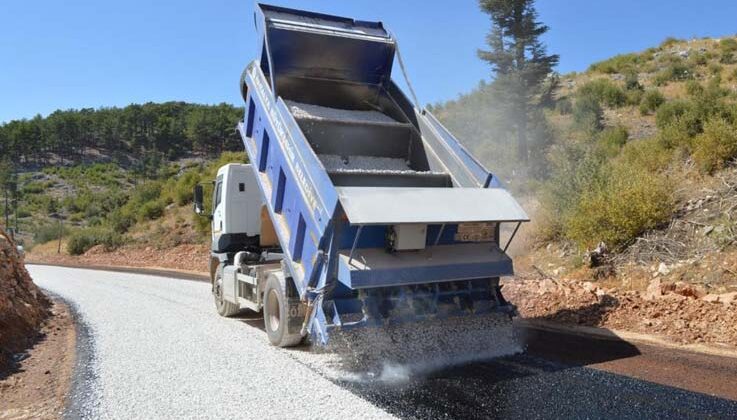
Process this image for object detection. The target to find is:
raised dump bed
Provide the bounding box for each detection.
[237,3,529,344]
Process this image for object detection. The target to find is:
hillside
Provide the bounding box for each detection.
[11,35,737,347]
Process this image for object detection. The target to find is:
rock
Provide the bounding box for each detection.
[538,279,558,295]
[582,282,597,293]
[585,242,608,268]
[703,294,721,303]
[719,292,737,306]
[644,278,663,300]
[657,263,671,276]
[703,225,714,236]
[673,281,705,299]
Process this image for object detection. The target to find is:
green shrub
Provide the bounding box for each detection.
[654,62,693,86]
[655,100,701,134]
[138,200,165,221]
[625,89,644,106]
[589,53,641,74]
[22,182,44,194]
[719,38,737,53]
[555,97,573,115]
[688,52,708,66]
[539,143,606,240]
[660,37,682,49]
[172,170,200,205]
[708,62,723,76]
[566,161,674,249]
[577,79,627,107]
[639,90,666,115]
[657,119,694,150]
[596,126,628,158]
[573,95,604,132]
[108,209,136,234]
[131,182,163,205]
[624,71,642,91]
[685,80,704,97]
[33,224,67,244]
[619,137,674,172]
[692,118,737,173]
[67,228,124,256]
[728,68,737,82]
[719,51,735,65]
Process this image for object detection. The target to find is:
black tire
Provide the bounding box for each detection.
[213,270,240,317]
[263,273,304,347]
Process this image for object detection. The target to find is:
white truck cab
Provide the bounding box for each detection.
[194,163,301,347]
[210,164,262,253]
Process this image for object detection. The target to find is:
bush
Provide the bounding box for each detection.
[719,51,735,65]
[625,89,644,106]
[708,62,723,76]
[688,52,708,67]
[719,38,737,53]
[22,182,44,194]
[67,228,124,255]
[685,80,704,97]
[108,209,135,234]
[655,100,700,134]
[660,37,682,49]
[565,161,674,249]
[172,170,200,206]
[33,224,66,244]
[692,118,737,173]
[729,68,737,82]
[573,95,604,132]
[654,62,693,86]
[577,79,627,107]
[596,126,628,158]
[555,97,573,115]
[138,200,165,221]
[656,119,694,150]
[639,90,666,115]
[624,71,642,91]
[589,53,641,74]
[619,137,675,172]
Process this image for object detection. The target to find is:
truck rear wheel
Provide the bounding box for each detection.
[214,270,240,317]
[263,273,304,347]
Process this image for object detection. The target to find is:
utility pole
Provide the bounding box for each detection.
[3,185,8,231]
[57,217,63,254]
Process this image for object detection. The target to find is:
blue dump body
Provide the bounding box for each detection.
[237,4,529,345]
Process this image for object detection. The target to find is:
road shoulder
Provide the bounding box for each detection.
[0,298,77,420]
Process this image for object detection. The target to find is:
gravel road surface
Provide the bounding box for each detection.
[29,265,394,419]
[28,265,737,419]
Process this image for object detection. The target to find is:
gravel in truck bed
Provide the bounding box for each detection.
[286,100,398,124]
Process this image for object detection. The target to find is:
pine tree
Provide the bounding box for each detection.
[477,0,559,166]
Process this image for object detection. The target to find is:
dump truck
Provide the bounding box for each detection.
[193,3,529,348]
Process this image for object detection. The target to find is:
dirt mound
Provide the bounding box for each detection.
[28,242,209,273]
[0,228,51,371]
[503,276,737,348]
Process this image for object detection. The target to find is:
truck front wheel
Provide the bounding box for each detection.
[214,270,240,317]
[263,274,304,347]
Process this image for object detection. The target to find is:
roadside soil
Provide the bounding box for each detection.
[503,272,737,349]
[27,242,208,274]
[0,299,76,420]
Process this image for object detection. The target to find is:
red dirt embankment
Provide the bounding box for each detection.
[27,243,209,274]
[0,228,51,371]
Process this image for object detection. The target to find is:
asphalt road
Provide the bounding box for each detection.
[29,265,737,419]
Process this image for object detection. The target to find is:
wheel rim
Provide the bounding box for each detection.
[214,276,223,307]
[267,289,280,332]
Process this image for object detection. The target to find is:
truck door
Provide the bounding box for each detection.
[212,174,224,244]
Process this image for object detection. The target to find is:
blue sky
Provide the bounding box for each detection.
[1,0,736,123]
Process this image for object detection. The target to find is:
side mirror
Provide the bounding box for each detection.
[193,184,206,216]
